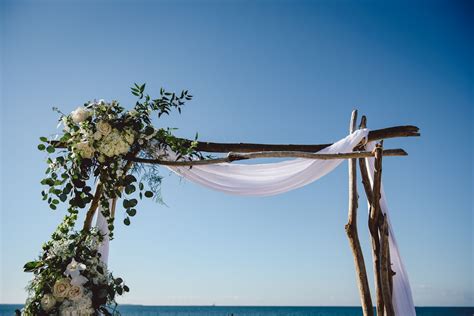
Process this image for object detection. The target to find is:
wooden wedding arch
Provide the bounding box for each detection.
[59,110,420,316]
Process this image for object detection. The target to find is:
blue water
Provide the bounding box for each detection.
[1,305,473,316]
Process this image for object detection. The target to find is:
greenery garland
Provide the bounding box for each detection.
[22,84,201,315]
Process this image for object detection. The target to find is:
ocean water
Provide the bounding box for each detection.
[1,305,473,316]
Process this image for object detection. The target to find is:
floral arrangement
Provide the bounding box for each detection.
[23,229,125,315]
[23,84,201,315]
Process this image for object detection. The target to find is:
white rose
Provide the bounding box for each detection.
[74,141,95,159]
[40,293,56,312]
[71,107,91,124]
[53,278,71,298]
[96,121,112,136]
[68,285,84,301]
[93,130,102,140]
[65,258,86,277]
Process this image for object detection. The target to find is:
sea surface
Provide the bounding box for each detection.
[1,305,473,316]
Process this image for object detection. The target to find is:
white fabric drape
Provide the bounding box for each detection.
[96,128,416,315]
[167,129,369,196]
[96,205,110,264]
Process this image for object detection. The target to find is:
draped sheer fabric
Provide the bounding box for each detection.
[96,128,415,315]
[167,129,369,196]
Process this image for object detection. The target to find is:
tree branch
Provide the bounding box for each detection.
[50,125,420,153]
[369,143,385,316]
[82,183,103,232]
[345,110,373,316]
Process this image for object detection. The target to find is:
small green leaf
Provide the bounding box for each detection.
[46,146,55,153]
[23,260,44,272]
[124,175,137,185]
[123,199,130,208]
[123,217,130,226]
[38,144,46,151]
[40,137,48,142]
[125,185,136,195]
[144,126,154,136]
[126,209,137,217]
[128,199,138,207]
[144,191,154,198]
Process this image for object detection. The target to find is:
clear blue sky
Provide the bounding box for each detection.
[1,0,472,307]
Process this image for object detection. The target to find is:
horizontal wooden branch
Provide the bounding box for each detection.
[50,125,419,153]
[186,125,419,153]
[128,148,407,166]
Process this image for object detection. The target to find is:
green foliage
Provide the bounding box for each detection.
[26,83,202,314]
[36,83,199,230]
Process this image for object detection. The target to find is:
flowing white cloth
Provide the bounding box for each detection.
[167,129,369,196]
[96,205,110,264]
[96,128,416,315]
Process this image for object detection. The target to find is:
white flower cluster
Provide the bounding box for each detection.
[65,101,137,160]
[47,239,74,261]
[96,127,135,158]
[41,276,93,315]
[58,291,94,316]
[39,245,111,315]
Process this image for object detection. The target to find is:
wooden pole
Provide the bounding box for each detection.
[369,143,385,315]
[82,183,103,232]
[345,110,373,316]
[381,214,395,316]
[82,157,136,232]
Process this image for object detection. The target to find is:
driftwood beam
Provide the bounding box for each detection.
[369,143,385,316]
[357,116,374,203]
[188,125,419,153]
[381,214,395,316]
[50,125,419,153]
[128,149,407,166]
[344,110,373,316]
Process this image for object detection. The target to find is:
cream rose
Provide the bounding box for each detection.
[40,293,56,311]
[68,284,84,301]
[53,278,71,298]
[71,107,91,124]
[74,141,95,159]
[96,121,112,136]
[93,131,103,140]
